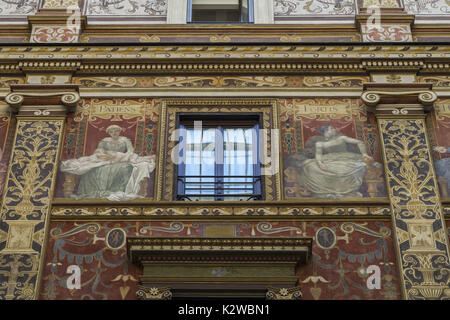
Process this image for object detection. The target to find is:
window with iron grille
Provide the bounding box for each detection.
[176,114,262,201]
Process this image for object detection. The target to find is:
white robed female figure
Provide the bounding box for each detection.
[288,124,377,199]
[60,125,155,201]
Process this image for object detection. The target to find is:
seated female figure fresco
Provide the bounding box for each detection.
[285,124,384,200]
[60,125,155,201]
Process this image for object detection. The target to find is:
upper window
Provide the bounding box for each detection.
[187,0,254,23]
[176,114,262,201]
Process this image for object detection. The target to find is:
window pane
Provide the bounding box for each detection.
[223,128,254,200]
[185,127,215,200]
[191,0,243,22]
[177,117,260,201]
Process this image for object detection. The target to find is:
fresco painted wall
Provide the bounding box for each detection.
[53,98,160,200]
[280,98,387,200]
[40,220,401,300]
[427,99,450,199]
[0,100,15,196]
[85,0,167,16]
[0,0,39,15]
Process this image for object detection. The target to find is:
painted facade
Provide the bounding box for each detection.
[0,0,449,301]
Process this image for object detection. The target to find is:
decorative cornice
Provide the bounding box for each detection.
[0,44,450,60]
[19,61,81,72]
[362,60,423,72]
[78,62,365,74]
[127,237,312,266]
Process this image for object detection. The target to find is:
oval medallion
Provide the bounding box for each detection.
[106,228,126,250]
[316,227,336,249]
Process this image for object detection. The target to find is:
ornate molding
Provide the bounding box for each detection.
[18,61,81,72]
[361,90,437,107]
[136,286,172,300]
[78,62,365,74]
[266,286,302,300]
[50,202,391,218]
[5,85,80,115]
[5,91,80,108]
[127,237,312,265]
[0,44,450,60]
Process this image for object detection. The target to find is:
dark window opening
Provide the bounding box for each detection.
[175,114,262,201]
[187,0,254,23]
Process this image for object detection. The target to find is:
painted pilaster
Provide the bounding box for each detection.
[363,84,450,300]
[0,85,79,299]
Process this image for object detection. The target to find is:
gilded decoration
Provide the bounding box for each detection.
[0,77,24,88]
[54,98,159,201]
[419,76,450,87]
[42,0,78,9]
[280,99,387,200]
[136,286,172,300]
[50,203,391,218]
[379,119,450,299]
[73,76,369,88]
[428,99,450,198]
[157,99,280,201]
[0,120,65,300]
[266,286,302,300]
[0,45,449,61]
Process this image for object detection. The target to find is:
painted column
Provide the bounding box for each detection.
[363,84,450,299]
[0,85,79,299]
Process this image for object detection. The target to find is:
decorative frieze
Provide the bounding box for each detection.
[404,0,450,14]
[86,0,167,16]
[0,44,448,60]
[0,0,39,15]
[274,0,355,16]
[42,0,79,9]
[30,25,80,43]
[360,24,413,42]
[50,202,391,218]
